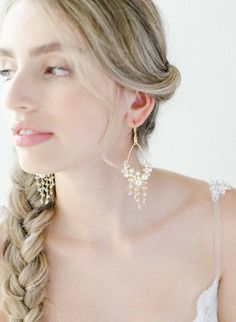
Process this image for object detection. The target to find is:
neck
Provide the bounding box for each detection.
[47,146,148,249]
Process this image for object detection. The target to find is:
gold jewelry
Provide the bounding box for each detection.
[34,128,152,209]
[34,173,55,205]
[121,126,153,210]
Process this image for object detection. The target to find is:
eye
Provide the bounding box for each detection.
[0,69,14,82]
[0,66,71,82]
[45,66,71,77]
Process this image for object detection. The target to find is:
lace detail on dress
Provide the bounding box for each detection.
[192,276,219,322]
[208,178,233,202]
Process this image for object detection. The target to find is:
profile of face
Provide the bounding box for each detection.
[0,0,137,175]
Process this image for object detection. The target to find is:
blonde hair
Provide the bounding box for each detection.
[0,0,181,320]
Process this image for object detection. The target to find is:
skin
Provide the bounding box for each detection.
[0,0,155,246]
[0,1,236,321]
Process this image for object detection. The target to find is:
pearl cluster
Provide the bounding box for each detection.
[208,178,232,202]
[35,173,55,205]
[121,159,152,210]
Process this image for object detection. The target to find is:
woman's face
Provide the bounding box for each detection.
[0,0,126,174]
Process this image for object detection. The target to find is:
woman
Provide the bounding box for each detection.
[0,0,235,321]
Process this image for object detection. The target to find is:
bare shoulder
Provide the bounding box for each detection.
[150,167,211,208]
[217,183,236,321]
[144,167,215,249]
[157,169,236,321]
[150,169,236,321]
[151,167,235,214]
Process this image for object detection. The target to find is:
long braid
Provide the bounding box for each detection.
[0,162,56,321]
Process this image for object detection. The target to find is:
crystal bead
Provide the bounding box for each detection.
[120,128,153,210]
[209,178,232,201]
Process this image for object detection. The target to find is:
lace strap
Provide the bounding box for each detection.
[208,179,233,279]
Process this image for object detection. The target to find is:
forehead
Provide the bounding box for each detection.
[0,0,55,40]
[0,1,67,56]
[0,1,83,59]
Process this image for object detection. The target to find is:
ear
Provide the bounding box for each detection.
[124,91,156,128]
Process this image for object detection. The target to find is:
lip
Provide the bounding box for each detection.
[14,133,55,147]
[11,123,54,135]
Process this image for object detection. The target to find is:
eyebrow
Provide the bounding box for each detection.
[0,41,79,58]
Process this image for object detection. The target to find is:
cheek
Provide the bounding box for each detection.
[53,87,109,144]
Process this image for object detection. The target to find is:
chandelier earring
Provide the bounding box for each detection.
[34,173,55,205]
[121,126,153,210]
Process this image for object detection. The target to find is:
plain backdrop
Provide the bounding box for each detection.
[0,0,236,206]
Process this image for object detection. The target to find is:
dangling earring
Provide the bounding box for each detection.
[121,126,153,210]
[34,173,55,205]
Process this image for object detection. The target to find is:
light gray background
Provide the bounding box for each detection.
[0,0,236,206]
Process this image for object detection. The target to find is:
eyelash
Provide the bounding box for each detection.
[0,66,70,82]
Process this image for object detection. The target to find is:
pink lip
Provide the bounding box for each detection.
[11,125,54,135]
[14,133,55,146]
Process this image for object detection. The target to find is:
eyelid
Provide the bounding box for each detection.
[44,59,72,71]
[45,56,71,66]
[0,65,72,82]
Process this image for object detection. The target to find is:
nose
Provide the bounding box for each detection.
[2,69,39,113]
